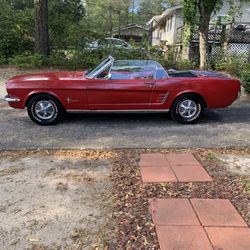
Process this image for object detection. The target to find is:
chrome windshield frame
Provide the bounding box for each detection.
[85,55,115,79]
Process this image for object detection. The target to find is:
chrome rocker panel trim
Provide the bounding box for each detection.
[66,109,169,113]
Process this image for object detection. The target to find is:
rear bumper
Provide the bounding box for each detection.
[4,95,20,103]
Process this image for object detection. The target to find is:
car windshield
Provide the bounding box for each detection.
[155,62,168,79]
[85,57,168,80]
[111,60,157,80]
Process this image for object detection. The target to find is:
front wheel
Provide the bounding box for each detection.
[27,95,63,125]
[170,94,204,124]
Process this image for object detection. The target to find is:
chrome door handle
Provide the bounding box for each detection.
[144,82,154,86]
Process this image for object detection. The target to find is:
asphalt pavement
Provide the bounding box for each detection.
[1,67,249,150]
[0,95,249,150]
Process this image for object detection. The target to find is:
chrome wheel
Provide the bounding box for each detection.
[178,99,198,119]
[171,94,204,124]
[27,95,63,125]
[34,100,55,120]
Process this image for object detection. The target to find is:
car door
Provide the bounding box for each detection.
[87,78,154,110]
[87,60,156,110]
[148,62,172,110]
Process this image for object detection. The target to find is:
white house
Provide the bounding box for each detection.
[148,1,250,47]
[148,5,183,46]
[213,0,250,23]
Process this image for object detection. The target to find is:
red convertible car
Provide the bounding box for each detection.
[5,56,241,125]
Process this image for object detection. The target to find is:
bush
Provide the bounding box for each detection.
[241,70,250,94]
[9,52,43,68]
[177,59,197,70]
[46,50,71,68]
[46,49,101,69]
[159,58,197,70]
[213,54,248,77]
[0,3,34,61]
[0,55,7,64]
[46,46,153,70]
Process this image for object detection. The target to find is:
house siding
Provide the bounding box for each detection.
[149,1,250,46]
[212,0,250,23]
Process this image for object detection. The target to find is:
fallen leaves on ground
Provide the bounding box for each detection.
[109,148,250,249]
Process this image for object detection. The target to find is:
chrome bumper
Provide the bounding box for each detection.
[4,95,20,103]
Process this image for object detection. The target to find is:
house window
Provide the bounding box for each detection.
[169,16,173,31]
[166,16,173,32]
[160,20,166,29]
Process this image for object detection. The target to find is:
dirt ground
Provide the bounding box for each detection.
[0,151,115,250]
[217,154,250,175]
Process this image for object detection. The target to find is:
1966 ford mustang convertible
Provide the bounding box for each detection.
[5,56,241,125]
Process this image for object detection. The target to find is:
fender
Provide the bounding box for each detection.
[25,90,65,108]
[168,90,207,108]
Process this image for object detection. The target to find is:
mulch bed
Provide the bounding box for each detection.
[109,148,250,249]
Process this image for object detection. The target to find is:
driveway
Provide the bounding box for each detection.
[1,68,250,150]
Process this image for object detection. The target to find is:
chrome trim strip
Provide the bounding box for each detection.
[86,55,115,79]
[156,92,169,104]
[66,109,169,113]
[89,103,149,106]
[4,96,20,103]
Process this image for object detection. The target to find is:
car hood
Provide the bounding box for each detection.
[8,71,85,83]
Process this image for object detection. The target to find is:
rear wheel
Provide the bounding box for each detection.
[170,94,204,124]
[27,95,63,125]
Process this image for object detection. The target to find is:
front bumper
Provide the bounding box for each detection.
[4,95,20,103]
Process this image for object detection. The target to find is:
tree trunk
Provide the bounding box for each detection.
[182,24,192,60]
[198,1,210,70]
[118,11,121,38]
[34,0,49,57]
[199,24,209,70]
[198,0,220,69]
[131,0,135,24]
[182,44,191,61]
[108,0,113,37]
[221,24,228,51]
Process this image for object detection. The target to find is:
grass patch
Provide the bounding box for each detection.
[206,152,217,161]
[65,172,94,182]
[0,166,25,177]
[240,177,250,194]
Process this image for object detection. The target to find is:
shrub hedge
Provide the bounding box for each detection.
[241,70,250,94]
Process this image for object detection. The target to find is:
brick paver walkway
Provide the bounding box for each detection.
[139,153,249,249]
[139,153,212,182]
[149,198,250,250]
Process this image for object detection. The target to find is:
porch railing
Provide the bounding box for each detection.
[175,23,250,44]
